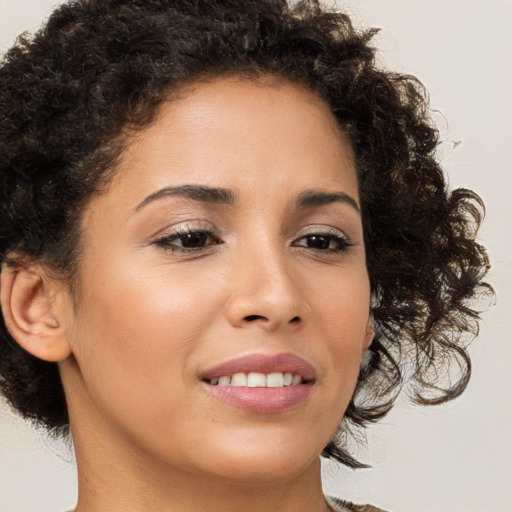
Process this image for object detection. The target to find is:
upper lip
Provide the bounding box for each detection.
[201,353,316,382]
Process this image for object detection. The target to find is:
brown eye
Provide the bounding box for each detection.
[155,229,221,252]
[177,231,209,248]
[293,232,352,253]
[304,235,331,250]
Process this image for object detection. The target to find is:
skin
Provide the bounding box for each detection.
[5,77,374,512]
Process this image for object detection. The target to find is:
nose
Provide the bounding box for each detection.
[225,244,306,332]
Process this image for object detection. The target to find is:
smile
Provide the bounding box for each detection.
[201,353,316,413]
[208,372,303,387]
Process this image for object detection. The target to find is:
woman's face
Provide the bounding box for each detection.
[60,77,373,484]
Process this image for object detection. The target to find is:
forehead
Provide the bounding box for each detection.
[103,76,359,208]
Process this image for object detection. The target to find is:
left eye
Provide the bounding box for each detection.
[292,233,351,252]
[155,229,220,251]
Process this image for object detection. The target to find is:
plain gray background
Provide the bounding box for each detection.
[1,1,511,511]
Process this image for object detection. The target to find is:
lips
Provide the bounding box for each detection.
[201,353,316,413]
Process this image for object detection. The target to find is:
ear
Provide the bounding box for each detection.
[363,314,375,351]
[0,262,72,362]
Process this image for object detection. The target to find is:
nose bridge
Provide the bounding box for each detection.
[226,228,304,329]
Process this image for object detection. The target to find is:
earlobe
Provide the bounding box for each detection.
[0,263,72,362]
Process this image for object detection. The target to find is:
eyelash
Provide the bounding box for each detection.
[154,228,352,254]
[292,230,353,253]
[154,228,221,253]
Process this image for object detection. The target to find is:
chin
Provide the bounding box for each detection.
[194,430,324,483]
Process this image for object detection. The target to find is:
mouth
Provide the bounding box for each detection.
[200,353,316,413]
[206,371,305,387]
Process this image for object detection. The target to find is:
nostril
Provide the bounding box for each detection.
[244,315,301,323]
[245,315,267,322]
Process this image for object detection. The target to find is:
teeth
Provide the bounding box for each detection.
[266,372,284,387]
[209,372,304,387]
[230,373,247,386]
[283,372,293,386]
[247,372,266,387]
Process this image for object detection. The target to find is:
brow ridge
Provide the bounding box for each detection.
[135,184,236,211]
[296,189,360,213]
[135,185,359,214]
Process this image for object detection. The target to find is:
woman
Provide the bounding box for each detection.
[0,1,491,511]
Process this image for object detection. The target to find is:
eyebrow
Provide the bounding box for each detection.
[135,184,360,214]
[296,189,360,213]
[135,184,236,211]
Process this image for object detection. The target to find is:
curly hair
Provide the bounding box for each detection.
[0,0,491,468]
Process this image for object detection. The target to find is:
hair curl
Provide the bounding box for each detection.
[0,0,491,467]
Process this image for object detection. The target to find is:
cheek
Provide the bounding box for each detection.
[68,258,226,411]
[75,263,226,366]
[307,266,370,387]
[308,261,370,338]
[66,265,231,453]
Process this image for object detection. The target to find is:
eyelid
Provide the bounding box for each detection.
[157,227,216,242]
[295,223,348,238]
[296,224,347,237]
[151,219,222,252]
[291,226,353,253]
[152,219,215,238]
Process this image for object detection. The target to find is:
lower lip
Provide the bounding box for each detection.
[203,383,313,413]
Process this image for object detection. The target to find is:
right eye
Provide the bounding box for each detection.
[154,228,222,253]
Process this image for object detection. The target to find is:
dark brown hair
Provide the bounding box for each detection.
[0,0,491,467]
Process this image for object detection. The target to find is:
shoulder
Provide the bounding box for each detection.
[326,495,390,512]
